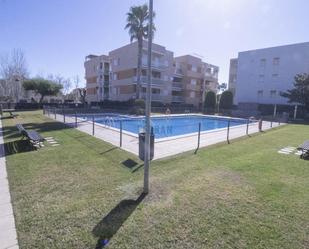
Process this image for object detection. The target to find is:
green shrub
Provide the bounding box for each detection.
[204,91,216,111]
[219,91,233,110]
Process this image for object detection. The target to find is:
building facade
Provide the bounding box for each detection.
[84,41,219,107]
[231,42,309,106]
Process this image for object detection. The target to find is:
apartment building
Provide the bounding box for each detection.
[174,55,219,107]
[230,42,309,106]
[84,54,110,102]
[84,41,219,107]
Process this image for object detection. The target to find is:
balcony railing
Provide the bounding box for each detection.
[141,93,165,101]
[133,76,166,85]
[172,82,183,89]
[141,61,168,70]
[174,68,183,75]
[172,96,184,102]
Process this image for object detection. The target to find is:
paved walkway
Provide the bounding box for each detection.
[48,113,284,160]
[0,118,19,249]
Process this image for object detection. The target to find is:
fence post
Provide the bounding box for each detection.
[258,119,263,132]
[75,111,77,128]
[120,120,123,147]
[197,122,201,150]
[54,108,56,120]
[246,119,249,135]
[63,110,65,123]
[270,116,273,128]
[92,115,95,136]
[227,119,230,144]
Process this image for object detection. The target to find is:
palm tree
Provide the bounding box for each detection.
[125,4,155,99]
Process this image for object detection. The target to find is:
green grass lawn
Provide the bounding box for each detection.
[2,111,309,249]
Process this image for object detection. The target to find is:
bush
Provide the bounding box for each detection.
[219,91,233,110]
[134,98,145,108]
[204,91,216,111]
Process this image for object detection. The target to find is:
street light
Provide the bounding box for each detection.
[143,0,153,194]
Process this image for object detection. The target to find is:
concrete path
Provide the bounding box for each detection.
[0,118,19,249]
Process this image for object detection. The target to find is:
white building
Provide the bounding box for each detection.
[230,42,309,106]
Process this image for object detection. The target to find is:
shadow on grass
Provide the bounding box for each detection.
[3,139,35,156]
[100,147,118,155]
[92,193,146,248]
[121,159,138,169]
[131,163,144,173]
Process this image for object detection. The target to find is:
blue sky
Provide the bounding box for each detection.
[1,0,309,87]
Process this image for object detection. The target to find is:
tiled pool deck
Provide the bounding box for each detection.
[47,113,284,160]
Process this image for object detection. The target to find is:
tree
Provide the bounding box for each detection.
[204,91,216,111]
[0,49,29,102]
[77,88,87,106]
[23,78,63,103]
[219,90,233,110]
[281,73,309,111]
[125,4,156,99]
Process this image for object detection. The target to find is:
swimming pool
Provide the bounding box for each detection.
[78,114,251,139]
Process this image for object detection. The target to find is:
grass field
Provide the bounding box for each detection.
[2,111,309,249]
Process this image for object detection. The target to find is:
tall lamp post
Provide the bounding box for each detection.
[144,0,153,194]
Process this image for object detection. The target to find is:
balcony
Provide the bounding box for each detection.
[133,76,167,86]
[172,96,184,102]
[174,68,183,75]
[141,61,168,70]
[172,82,183,90]
[141,93,165,101]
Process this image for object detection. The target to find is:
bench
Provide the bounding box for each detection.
[16,124,44,148]
[297,140,309,159]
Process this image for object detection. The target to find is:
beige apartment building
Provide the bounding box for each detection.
[84,41,219,107]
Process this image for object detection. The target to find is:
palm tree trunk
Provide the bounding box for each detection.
[136,38,143,99]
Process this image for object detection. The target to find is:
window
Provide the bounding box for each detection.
[272,73,278,79]
[113,73,118,80]
[257,90,263,97]
[190,91,195,98]
[99,62,103,69]
[270,90,277,98]
[273,57,280,65]
[192,65,197,72]
[113,58,120,66]
[99,74,103,80]
[197,67,202,73]
[191,79,197,85]
[260,59,266,67]
[258,74,265,83]
[152,88,160,94]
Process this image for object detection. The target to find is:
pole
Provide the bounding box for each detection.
[294,105,298,120]
[54,108,56,120]
[120,120,123,147]
[197,122,201,150]
[271,116,273,128]
[227,119,230,144]
[75,111,77,128]
[92,115,95,136]
[273,104,277,118]
[143,0,153,194]
[63,112,65,123]
[246,119,249,135]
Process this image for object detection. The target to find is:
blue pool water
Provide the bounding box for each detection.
[79,114,250,139]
